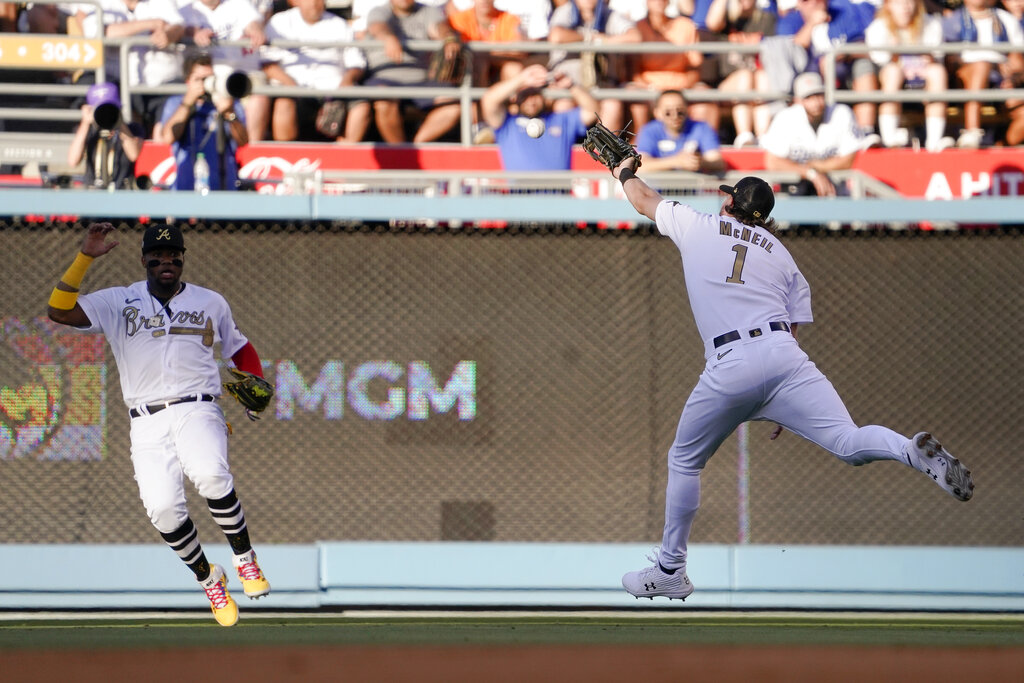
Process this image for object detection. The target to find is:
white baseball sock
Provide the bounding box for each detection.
[658,469,701,572]
[925,116,947,148]
[878,113,900,146]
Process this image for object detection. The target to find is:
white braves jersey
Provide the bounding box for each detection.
[81,0,185,86]
[262,8,366,90]
[655,200,812,355]
[178,0,263,73]
[760,102,863,164]
[76,281,249,407]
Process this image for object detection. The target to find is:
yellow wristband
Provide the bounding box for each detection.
[49,288,79,310]
[49,252,94,310]
[61,252,94,289]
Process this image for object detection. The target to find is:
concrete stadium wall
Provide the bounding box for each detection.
[1,543,1021,612]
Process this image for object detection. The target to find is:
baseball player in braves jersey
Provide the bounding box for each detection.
[609,159,974,601]
[47,222,270,626]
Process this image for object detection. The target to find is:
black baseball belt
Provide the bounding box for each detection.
[713,321,791,349]
[130,393,217,418]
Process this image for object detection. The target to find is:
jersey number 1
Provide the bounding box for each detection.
[726,244,747,284]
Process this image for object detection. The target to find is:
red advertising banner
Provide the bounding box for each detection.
[134,143,1024,199]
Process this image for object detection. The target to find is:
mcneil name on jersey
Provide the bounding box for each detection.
[720,220,774,253]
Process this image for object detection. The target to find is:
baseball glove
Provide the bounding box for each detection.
[582,121,642,172]
[223,368,273,421]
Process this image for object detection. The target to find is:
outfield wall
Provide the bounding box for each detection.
[1,191,1021,614]
[1,543,1021,612]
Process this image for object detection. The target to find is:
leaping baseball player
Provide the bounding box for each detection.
[47,222,273,626]
[586,130,975,602]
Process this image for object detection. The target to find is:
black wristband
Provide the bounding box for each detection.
[619,167,637,184]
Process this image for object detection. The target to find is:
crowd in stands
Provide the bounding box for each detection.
[4,0,1024,165]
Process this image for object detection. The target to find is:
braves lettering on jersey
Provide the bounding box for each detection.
[77,281,248,406]
[655,200,812,357]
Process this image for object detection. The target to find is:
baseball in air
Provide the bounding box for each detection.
[526,118,545,138]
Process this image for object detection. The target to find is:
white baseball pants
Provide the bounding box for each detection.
[659,332,911,570]
[128,401,234,533]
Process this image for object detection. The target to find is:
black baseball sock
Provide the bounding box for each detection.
[659,561,678,575]
[207,488,252,555]
[160,518,211,581]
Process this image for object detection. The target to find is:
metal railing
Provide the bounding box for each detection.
[4,23,1024,144]
[821,41,1024,105]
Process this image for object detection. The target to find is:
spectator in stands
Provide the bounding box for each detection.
[1002,0,1024,29]
[704,0,777,146]
[1001,0,1024,144]
[179,0,269,142]
[19,3,72,34]
[634,89,727,172]
[480,63,599,170]
[865,0,954,151]
[350,0,388,35]
[261,0,367,142]
[355,0,464,143]
[448,0,528,83]
[77,0,187,136]
[609,0,650,21]
[677,0,717,29]
[548,0,642,134]
[760,71,863,196]
[943,0,1024,147]
[0,3,16,32]
[157,51,247,190]
[625,0,707,135]
[67,82,144,189]
[253,0,274,22]
[446,0,553,40]
[759,0,880,148]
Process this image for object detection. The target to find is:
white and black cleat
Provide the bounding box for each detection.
[622,557,695,601]
[908,432,975,502]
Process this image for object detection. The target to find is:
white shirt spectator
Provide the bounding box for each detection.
[865,11,944,67]
[609,0,649,22]
[178,0,263,73]
[262,6,366,90]
[959,9,1024,65]
[81,0,185,86]
[349,0,387,34]
[760,101,863,163]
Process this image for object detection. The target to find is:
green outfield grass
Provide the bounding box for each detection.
[1,614,1022,650]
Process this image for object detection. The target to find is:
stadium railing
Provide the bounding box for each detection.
[5,16,1024,145]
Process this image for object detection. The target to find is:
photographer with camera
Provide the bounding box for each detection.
[67,82,145,190]
[157,51,248,191]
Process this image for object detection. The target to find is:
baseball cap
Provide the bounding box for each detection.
[793,72,825,100]
[86,82,120,109]
[719,177,775,219]
[142,225,186,253]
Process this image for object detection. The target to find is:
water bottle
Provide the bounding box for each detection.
[194,153,210,195]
